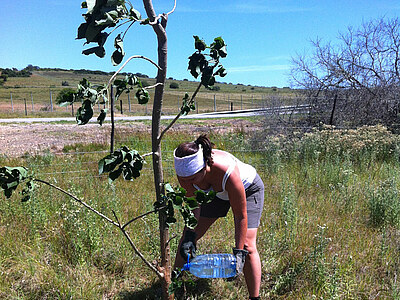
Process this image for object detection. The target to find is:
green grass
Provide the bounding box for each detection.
[1,127,400,299]
[0,69,295,119]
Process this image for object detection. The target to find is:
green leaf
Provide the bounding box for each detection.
[193,35,207,51]
[114,79,128,100]
[95,11,117,26]
[98,147,144,181]
[188,53,207,78]
[201,66,216,88]
[82,46,106,58]
[166,216,177,227]
[109,168,122,183]
[164,183,175,194]
[215,66,227,77]
[129,7,141,20]
[76,100,94,125]
[111,34,125,66]
[169,271,183,295]
[111,50,124,66]
[180,207,198,229]
[21,180,35,202]
[218,45,227,58]
[185,197,199,210]
[126,74,138,86]
[188,215,198,229]
[97,109,107,126]
[172,195,183,207]
[211,37,225,50]
[194,190,206,203]
[135,88,149,104]
[77,22,89,39]
[0,166,29,199]
[180,93,195,116]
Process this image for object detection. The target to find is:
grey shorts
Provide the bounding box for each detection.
[200,174,265,228]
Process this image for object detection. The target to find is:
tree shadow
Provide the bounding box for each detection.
[118,278,212,300]
[118,281,162,300]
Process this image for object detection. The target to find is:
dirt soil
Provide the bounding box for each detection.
[0,119,261,157]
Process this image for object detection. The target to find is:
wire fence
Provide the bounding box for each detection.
[18,134,272,187]
[0,87,297,116]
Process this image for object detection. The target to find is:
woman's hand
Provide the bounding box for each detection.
[179,230,197,260]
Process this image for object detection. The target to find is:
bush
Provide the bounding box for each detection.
[250,124,400,166]
[368,178,400,227]
[208,85,220,91]
[169,82,179,89]
[62,81,70,86]
[299,125,400,163]
[56,88,76,105]
[1,68,31,77]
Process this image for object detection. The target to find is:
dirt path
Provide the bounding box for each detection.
[0,119,260,157]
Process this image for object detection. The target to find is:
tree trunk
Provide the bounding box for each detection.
[143,1,172,299]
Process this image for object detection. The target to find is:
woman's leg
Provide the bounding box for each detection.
[243,228,261,298]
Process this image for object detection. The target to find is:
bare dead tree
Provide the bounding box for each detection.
[290,17,400,130]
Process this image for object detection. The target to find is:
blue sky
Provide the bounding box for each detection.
[1,1,400,87]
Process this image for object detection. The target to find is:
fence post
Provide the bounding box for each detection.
[214,94,216,112]
[24,98,27,116]
[50,90,53,112]
[241,95,243,110]
[10,92,13,112]
[71,103,74,116]
[31,92,34,112]
[230,102,233,111]
[128,93,131,113]
[120,99,123,114]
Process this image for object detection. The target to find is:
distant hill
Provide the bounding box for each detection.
[0,67,291,94]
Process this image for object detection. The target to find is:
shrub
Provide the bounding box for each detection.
[56,88,76,105]
[298,125,400,163]
[169,82,179,89]
[368,178,400,228]
[208,85,220,91]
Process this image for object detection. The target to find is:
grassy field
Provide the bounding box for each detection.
[1,125,400,299]
[0,69,295,119]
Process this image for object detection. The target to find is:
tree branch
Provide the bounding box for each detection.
[122,207,165,230]
[33,178,164,279]
[145,82,164,89]
[147,0,176,25]
[108,55,162,87]
[119,227,164,278]
[33,179,119,227]
[158,81,202,143]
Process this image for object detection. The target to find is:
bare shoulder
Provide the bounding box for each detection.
[211,149,232,172]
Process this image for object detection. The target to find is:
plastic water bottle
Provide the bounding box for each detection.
[182,253,237,278]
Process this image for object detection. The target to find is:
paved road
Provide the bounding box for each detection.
[0,108,269,123]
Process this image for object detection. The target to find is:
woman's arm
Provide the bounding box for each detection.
[225,165,247,249]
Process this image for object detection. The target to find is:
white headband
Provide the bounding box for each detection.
[174,144,206,177]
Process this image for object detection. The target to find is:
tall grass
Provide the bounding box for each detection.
[1,125,400,299]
